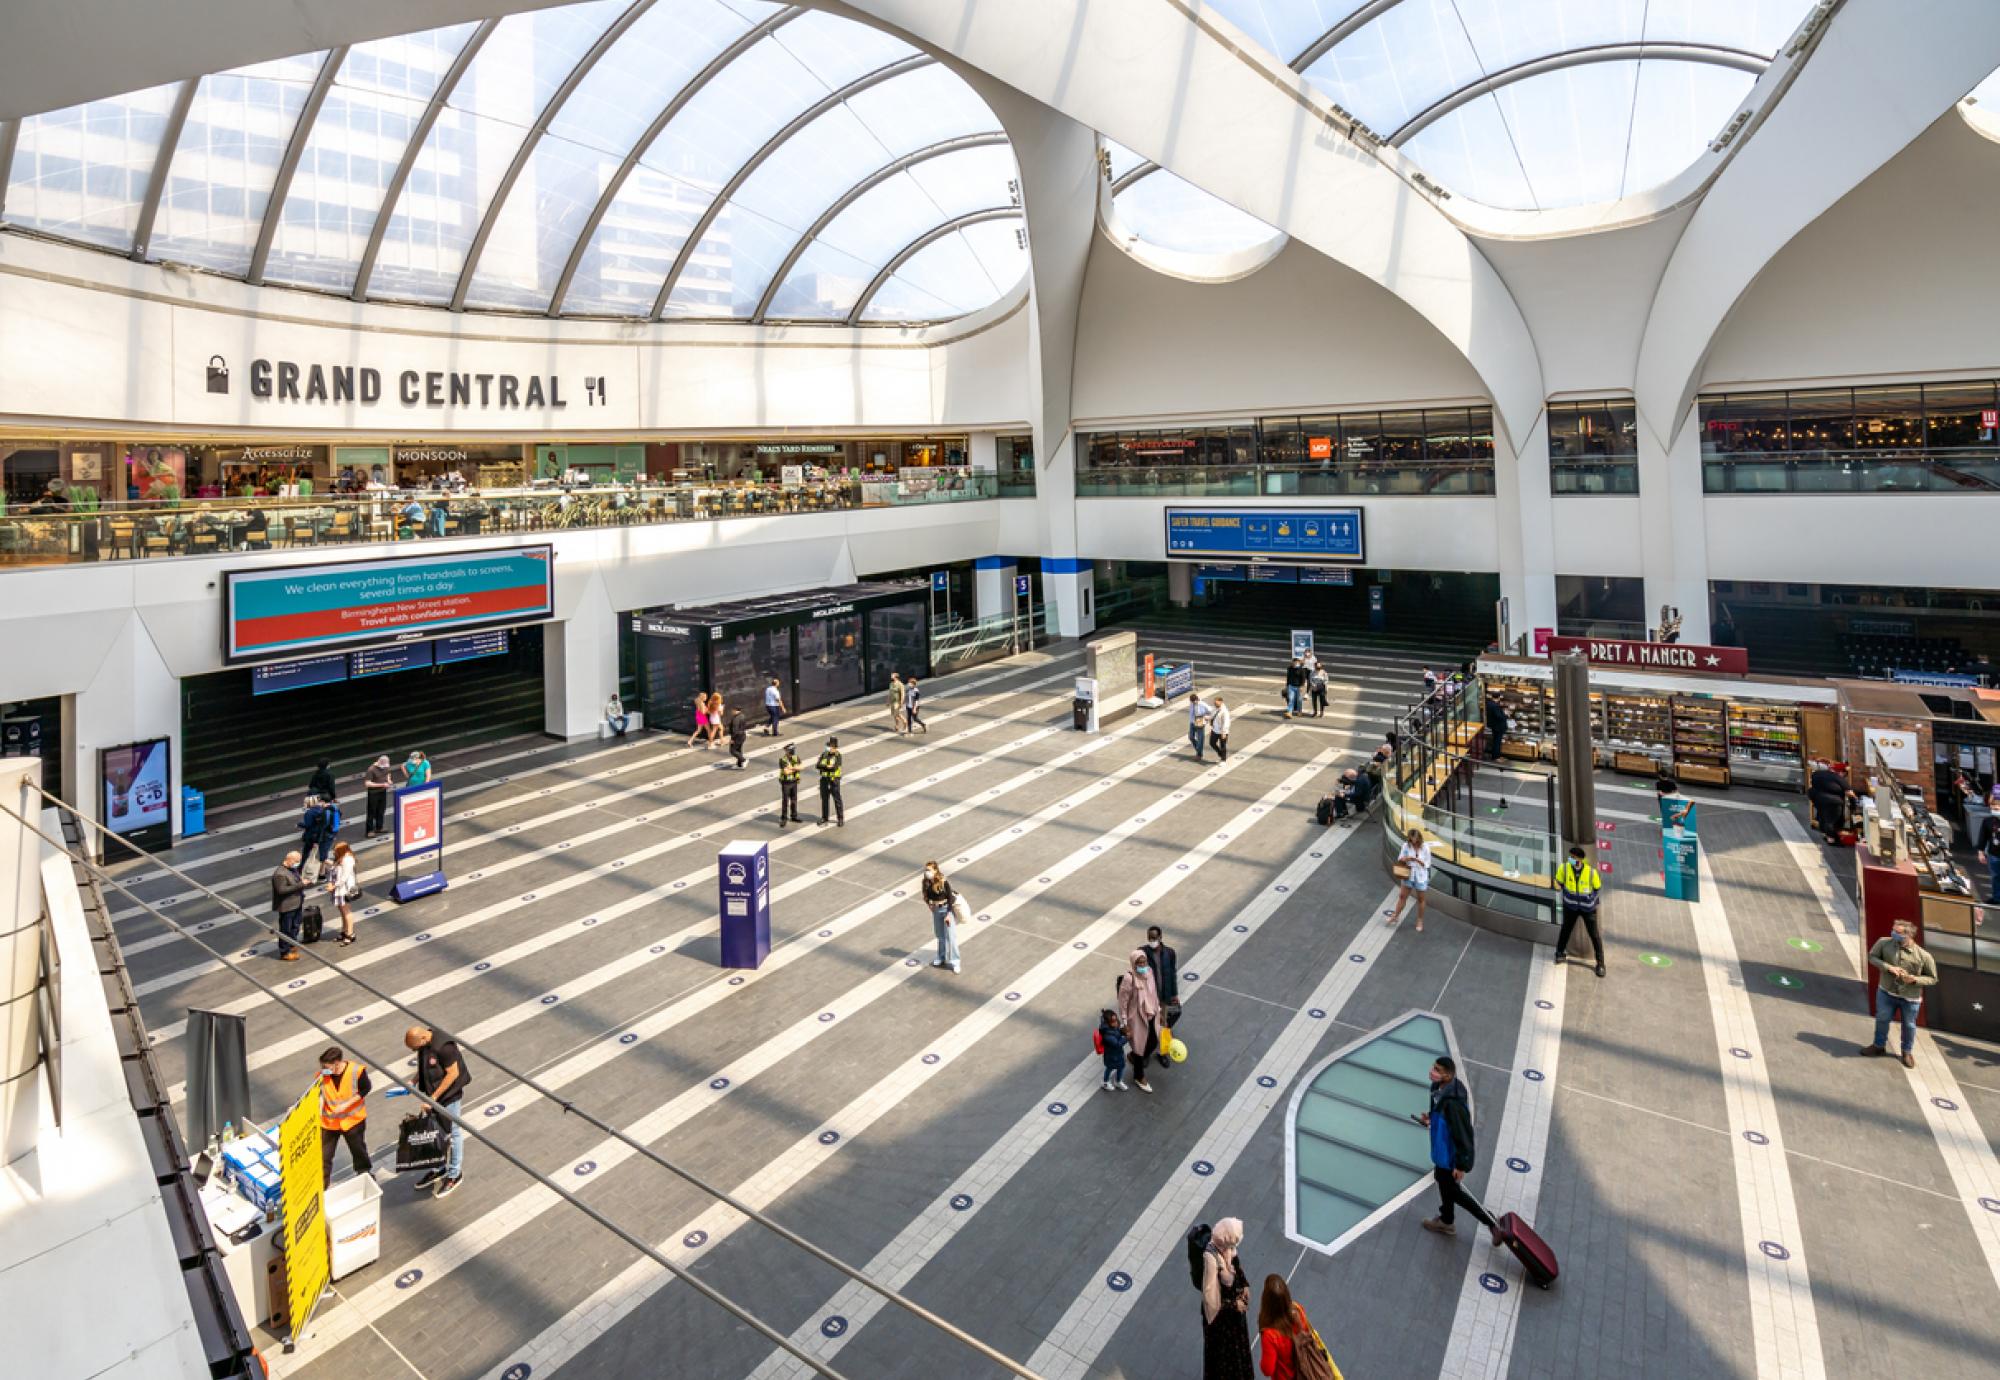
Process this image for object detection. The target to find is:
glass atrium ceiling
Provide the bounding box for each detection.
[1204,0,1815,211]
[0,0,1028,324]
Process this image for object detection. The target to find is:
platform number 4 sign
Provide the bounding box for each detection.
[584,376,608,405]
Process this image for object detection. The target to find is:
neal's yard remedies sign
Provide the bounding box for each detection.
[1163,508,1364,564]
[223,546,554,664]
[1545,635,1749,676]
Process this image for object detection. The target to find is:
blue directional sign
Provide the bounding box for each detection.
[1165,508,1364,564]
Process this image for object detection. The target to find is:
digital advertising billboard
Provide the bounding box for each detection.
[1163,508,1365,565]
[100,737,172,852]
[223,545,553,665]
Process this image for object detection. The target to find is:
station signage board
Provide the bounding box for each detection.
[1164,508,1364,564]
[1545,635,1748,676]
[223,545,554,664]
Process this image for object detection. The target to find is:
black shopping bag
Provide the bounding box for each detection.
[395,1112,448,1174]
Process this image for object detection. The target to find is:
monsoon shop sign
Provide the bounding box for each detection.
[224,546,554,664]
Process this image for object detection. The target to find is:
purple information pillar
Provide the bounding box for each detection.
[717,840,771,969]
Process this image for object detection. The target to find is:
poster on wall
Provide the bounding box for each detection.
[127,446,186,501]
[100,738,172,852]
[1862,725,1921,773]
[1163,508,1365,564]
[222,545,554,664]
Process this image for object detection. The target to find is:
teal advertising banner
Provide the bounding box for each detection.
[1661,796,1699,901]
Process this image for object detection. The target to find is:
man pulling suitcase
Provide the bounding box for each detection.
[1416,1055,1559,1288]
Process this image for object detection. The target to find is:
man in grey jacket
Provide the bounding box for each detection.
[271,850,305,961]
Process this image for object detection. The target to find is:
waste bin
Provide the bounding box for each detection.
[1073,699,1091,730]
[325,1173,383,1279]
[181,785,206,837]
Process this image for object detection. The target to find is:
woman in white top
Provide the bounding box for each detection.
[326,841,360,946]
[1385,826,1434,932]
[1207,694,1233,762]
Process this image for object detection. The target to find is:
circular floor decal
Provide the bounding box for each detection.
[1534,999,1554,1010]
[1106,1271,1133,1292]
[1506,1157,1531,1173]
[1479,1273,1508,1294]
[950,1194,974,1211]
[710,1077,730,1090]
[1932,1097,1959,1112]
[683,1230,708,1248]
[1786,938,1823,953]
[1522,1069,1544,1082]
[1730,1047,1752,1060]
[818,1130,839,1145]
[819,1317,847,1339]
[1765,972,1805,990]
[1192,1160,1214,1176]
[1258,1076,1277,1088]
[395,1269,424,1289]
[1758,1240,1791,1261]
[1743,1130,1769,1146]
[1048,1101,1068,1115]
[1638,954,1673,969]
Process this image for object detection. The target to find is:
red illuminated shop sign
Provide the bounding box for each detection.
[1545,635,1749,676]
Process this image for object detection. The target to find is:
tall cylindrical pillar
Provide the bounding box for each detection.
[1553,651,1596,854]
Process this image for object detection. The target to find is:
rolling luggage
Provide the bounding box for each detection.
[1495,1211,1558,1289]
[301,905,324,944]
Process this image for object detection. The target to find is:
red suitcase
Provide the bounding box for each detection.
[1496,1211,1558,1289]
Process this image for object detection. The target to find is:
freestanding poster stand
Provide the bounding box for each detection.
[390,781,448,902]
[718,841,771,968]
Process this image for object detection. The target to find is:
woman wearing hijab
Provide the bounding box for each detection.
[1117,949,1164,1093]
[1200,1217,1254,1380]
[362,756,393,837]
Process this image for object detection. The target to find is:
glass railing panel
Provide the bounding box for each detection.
[1703,449,2000,494]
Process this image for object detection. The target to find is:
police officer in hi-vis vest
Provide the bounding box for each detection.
[777,743,803,826]
[816,737,845,827]
[316,1044,374,1181]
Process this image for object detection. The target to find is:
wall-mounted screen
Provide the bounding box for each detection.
[223,545,554,665]
[100,738,172,851]
[1164,508,1364,564]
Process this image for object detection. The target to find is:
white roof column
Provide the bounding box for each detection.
[1495,408,1558,651]
[1631,406,1712,646]
[1634,0,2000,447]
[952,67,1100,636]
[833,0,1545,454]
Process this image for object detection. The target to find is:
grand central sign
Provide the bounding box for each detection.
[235,357,611,411]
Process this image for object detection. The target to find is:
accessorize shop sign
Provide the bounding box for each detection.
[1545,635,1749,676]
[223,545,554,664]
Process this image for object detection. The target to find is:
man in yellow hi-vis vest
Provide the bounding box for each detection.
[316,1044,374,1181]
[1554,845,1606,977]
[816,737,845,827]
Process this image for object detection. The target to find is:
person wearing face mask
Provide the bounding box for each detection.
[920,860,962,974]
[1553,844,1605,977]
[315,1045,374,1183]
[1117,949,1164,1093]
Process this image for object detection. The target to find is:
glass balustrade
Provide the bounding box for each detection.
[0,472,1005,568]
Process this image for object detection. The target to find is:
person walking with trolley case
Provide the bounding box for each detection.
[1417,1056,1559,1288]
[816,737,845,826]
[777,743,802,826]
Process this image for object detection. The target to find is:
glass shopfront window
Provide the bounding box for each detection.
[997,434,1036,495]
[1700,380,2000,492]
[866,605,928,693]
[797,613,865,712]
[1547,399,1638,493]
[1073,402,1496,496]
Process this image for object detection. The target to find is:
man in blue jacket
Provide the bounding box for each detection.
[1418,1056,1500,1242]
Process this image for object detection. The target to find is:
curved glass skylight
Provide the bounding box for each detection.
[1103,140,1280,257]
[1202,0,1811,211]
[0,0,1025,325]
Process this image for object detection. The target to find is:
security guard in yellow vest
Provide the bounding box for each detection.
[1554,845,1606,976]
[316,1044,374,1180]
[777,744,802,826]
[816,737,845,827]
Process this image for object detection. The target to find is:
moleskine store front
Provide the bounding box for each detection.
[1479,637,1842,790]
[627,584,929,735]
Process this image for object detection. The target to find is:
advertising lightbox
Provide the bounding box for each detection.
[1163,508,1364,565]
[223,545,554,665]
[100,738,172,852]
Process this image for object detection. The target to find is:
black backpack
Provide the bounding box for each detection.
[1315,795,1335,826]
[1186,1223,1211,1288]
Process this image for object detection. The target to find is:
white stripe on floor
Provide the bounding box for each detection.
[748,832,1384,1379]
[1769,810,2000,1299]
[140,680,1078,1038]
[1437,945,1567,1379]
[1692,847,1827,1380]
[114,659,1071,932]
[492,740,1338,1380]
[181,700,1169,1101]
[290,727,1329,1361]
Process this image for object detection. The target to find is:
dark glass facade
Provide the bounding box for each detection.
[1546,399,1638,493]
[1077,404,1494,496]
[1699,380,2000,492]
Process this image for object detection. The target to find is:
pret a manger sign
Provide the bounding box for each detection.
[1546,635,1748,676]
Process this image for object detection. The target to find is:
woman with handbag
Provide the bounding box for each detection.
[1256,1275,1339,1380]
[1384,827,1433,932]
[920,860,962,973]
[1117,949,1164,1093]
[326,841,360,946]
[1199,1218,1254,1380]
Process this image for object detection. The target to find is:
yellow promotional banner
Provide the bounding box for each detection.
[279,1086,329,1337]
